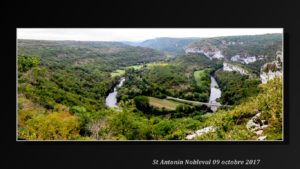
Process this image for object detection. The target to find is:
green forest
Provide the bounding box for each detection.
[17,33,283,141]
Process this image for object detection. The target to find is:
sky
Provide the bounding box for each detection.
[17,28,283,42]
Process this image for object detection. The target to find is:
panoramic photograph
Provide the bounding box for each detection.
[16,28,283,141]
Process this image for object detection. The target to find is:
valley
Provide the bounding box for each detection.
[17,33,283,141]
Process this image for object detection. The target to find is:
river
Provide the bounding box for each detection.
[105,78,125,108]
[209,76,222,111]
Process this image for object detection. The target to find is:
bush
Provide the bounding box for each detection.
[18,112,80,140]
[134,96,150,112]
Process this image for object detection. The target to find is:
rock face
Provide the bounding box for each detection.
[186,126,216,140]
[185,46,262,64]
[223,62,250,76]
[260,51,283,84]
[230,55,261,64]
[185,46,269,65]
[184,48,224,60]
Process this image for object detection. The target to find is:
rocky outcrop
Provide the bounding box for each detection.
[230,54,267,64]
[184,48,224,60]
[223,62,250,76]
[260,51,283,84]
[230,55,262,64]
[260,70,282,84]
[185,46,267,65]
[221,40,244,45]
[246,113,268,140]
[185,46,262,64]
[186,126,216,140]
[243,56,257,64]
[257,136,267,141]
[246,113,268,131]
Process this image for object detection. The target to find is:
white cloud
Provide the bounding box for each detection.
[17,28,283,42]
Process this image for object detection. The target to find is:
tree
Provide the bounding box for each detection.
[134,96,151,113]
[18,55,40,72]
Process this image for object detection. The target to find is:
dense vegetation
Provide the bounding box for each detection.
[17,40,166,139]
[19,77,281,140]
[215,70,260,105]
[17,40,165,111]
[117,54,221,104]
[18,40,165,71]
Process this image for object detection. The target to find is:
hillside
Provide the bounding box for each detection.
[192,77,282,140]
[17,40,169,140]
[185,34,282,74]
[124,34,282,76]
[18,39,165,70]
[186,34,282,60]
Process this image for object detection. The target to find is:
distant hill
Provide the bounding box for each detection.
[18,39,166,70]
[123,37,202,56]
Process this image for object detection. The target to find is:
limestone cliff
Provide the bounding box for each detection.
[260,51,283,84]
[184,47,224,60]
[223,62,250,76]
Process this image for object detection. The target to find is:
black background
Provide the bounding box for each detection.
[8,0,300,168]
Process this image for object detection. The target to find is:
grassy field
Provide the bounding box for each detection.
[127,65,143,70]
[111,69,125,77]
[193,70,206,86]
[111,65,142,77]
[146,62,168,68]
[148,97,183,110]
[111,63,168,77]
